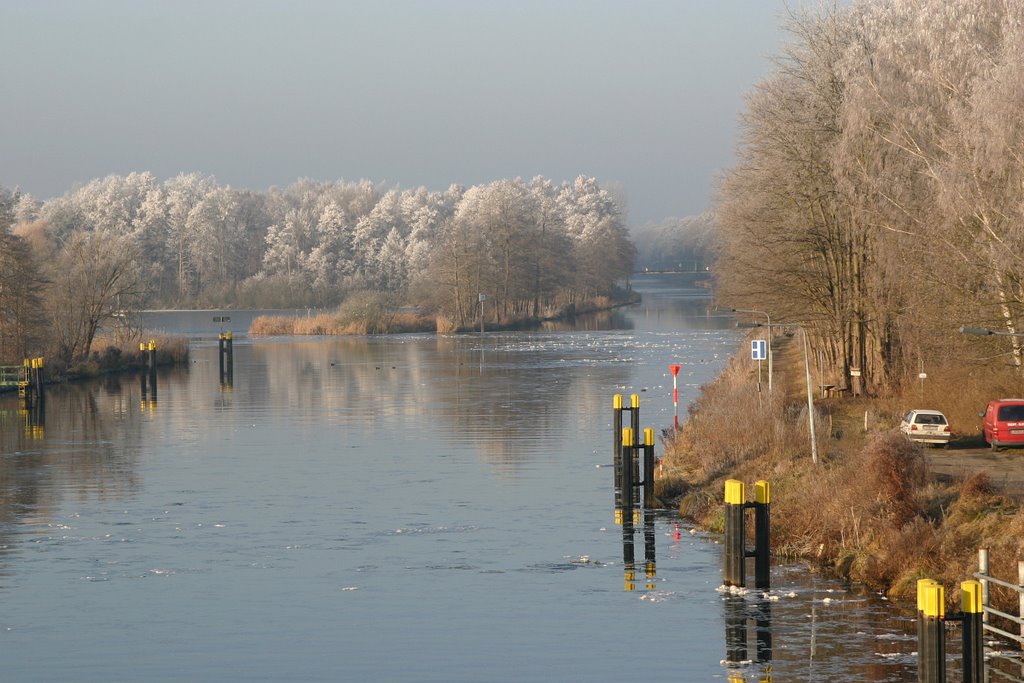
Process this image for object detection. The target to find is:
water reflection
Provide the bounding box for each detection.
[621,503,658,592]
[1,378,145,520]
[0,280,935,681]
[232,334,638,472]
[723,595,773,680]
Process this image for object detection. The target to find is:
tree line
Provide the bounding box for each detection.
[0,173,634,365]
[715,0,1024,396]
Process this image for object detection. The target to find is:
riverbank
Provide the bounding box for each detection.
[0,335,189,394]
[657,332,1024,613]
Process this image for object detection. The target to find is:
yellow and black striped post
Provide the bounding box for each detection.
[147,340,158,400]
[613,395,623,524]
[218,332,234,386]
[960,580,984,683]
[917,579,945,683]
[621,427,636,591]
[642,427,656,510]
[218,333,226,379]
[225,331,233,378]
[32,357,45,403]
[629,395,641,522]
[21,358,37,406]
[753,480,771,590]
[724,479,746,587]
[621,428,635,527]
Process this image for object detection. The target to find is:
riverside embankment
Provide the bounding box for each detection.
[657,331,1024,612]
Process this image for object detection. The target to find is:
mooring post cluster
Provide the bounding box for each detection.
[218,331,234,387]
[722,479,772,590]
[613,394,658,591]
[15,357,46,437]
[19,357,45,407]
[916,578,985,683]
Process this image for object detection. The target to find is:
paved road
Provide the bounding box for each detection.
[925,442,1024,497]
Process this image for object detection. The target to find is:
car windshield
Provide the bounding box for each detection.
[997,405,1024,421]
[915,414,946,425]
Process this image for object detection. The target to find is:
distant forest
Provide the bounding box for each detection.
[0,174,636,364]
[631,212,716,273]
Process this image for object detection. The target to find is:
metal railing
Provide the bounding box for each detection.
[0,365,27,388]
[976,549,1024,681]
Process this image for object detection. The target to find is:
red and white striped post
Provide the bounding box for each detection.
[669,364,681,429]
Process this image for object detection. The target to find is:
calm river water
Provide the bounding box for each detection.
[1,275,926,681]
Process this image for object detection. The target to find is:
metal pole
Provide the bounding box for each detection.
[734,309,771,394]
[1019,560,1024,646]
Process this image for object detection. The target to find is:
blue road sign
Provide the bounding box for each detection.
[751,340,767,360]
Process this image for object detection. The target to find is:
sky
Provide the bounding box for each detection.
[1,0,789,226]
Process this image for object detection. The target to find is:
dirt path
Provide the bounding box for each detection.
[764,332,1024,497]
[924,443,1024,497]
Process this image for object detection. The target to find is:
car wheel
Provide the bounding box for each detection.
[991,440,1000,452]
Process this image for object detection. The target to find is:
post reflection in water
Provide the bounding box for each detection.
[723,594,773,682]
[19,397,45,441]
[621,509,657,592]
[139,370,158,412]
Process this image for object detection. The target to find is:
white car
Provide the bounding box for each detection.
[899,409,951,447]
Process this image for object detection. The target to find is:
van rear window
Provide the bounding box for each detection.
[997,405,1024,421]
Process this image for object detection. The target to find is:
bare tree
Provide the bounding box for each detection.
[47,230,143,362]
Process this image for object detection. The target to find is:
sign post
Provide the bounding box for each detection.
[751,340,767,394]
[669,364,681,429]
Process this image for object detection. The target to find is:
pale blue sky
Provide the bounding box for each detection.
[1,0,788,225]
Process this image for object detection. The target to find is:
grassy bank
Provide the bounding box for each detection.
[657,334,1024,614]
[39,335,189,385]
[249,291,641,337]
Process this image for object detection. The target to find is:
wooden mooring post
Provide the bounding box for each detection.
[722,479,772,589]
[915,574,1001,683]
[16,357,46,407]
[218,332,234,387]
[974,548,1024,680]
[139,342,158,404]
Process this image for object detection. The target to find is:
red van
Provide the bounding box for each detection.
[981,399,1024,450]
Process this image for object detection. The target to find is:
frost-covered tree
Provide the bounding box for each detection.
[558,176,634,297]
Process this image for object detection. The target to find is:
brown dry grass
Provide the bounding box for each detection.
[51,334,190,379]
[661,332,1024,611]
[250,309,437,337]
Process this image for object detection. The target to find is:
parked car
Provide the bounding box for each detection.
[980,399,1024,450]
[899,409,951,447]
